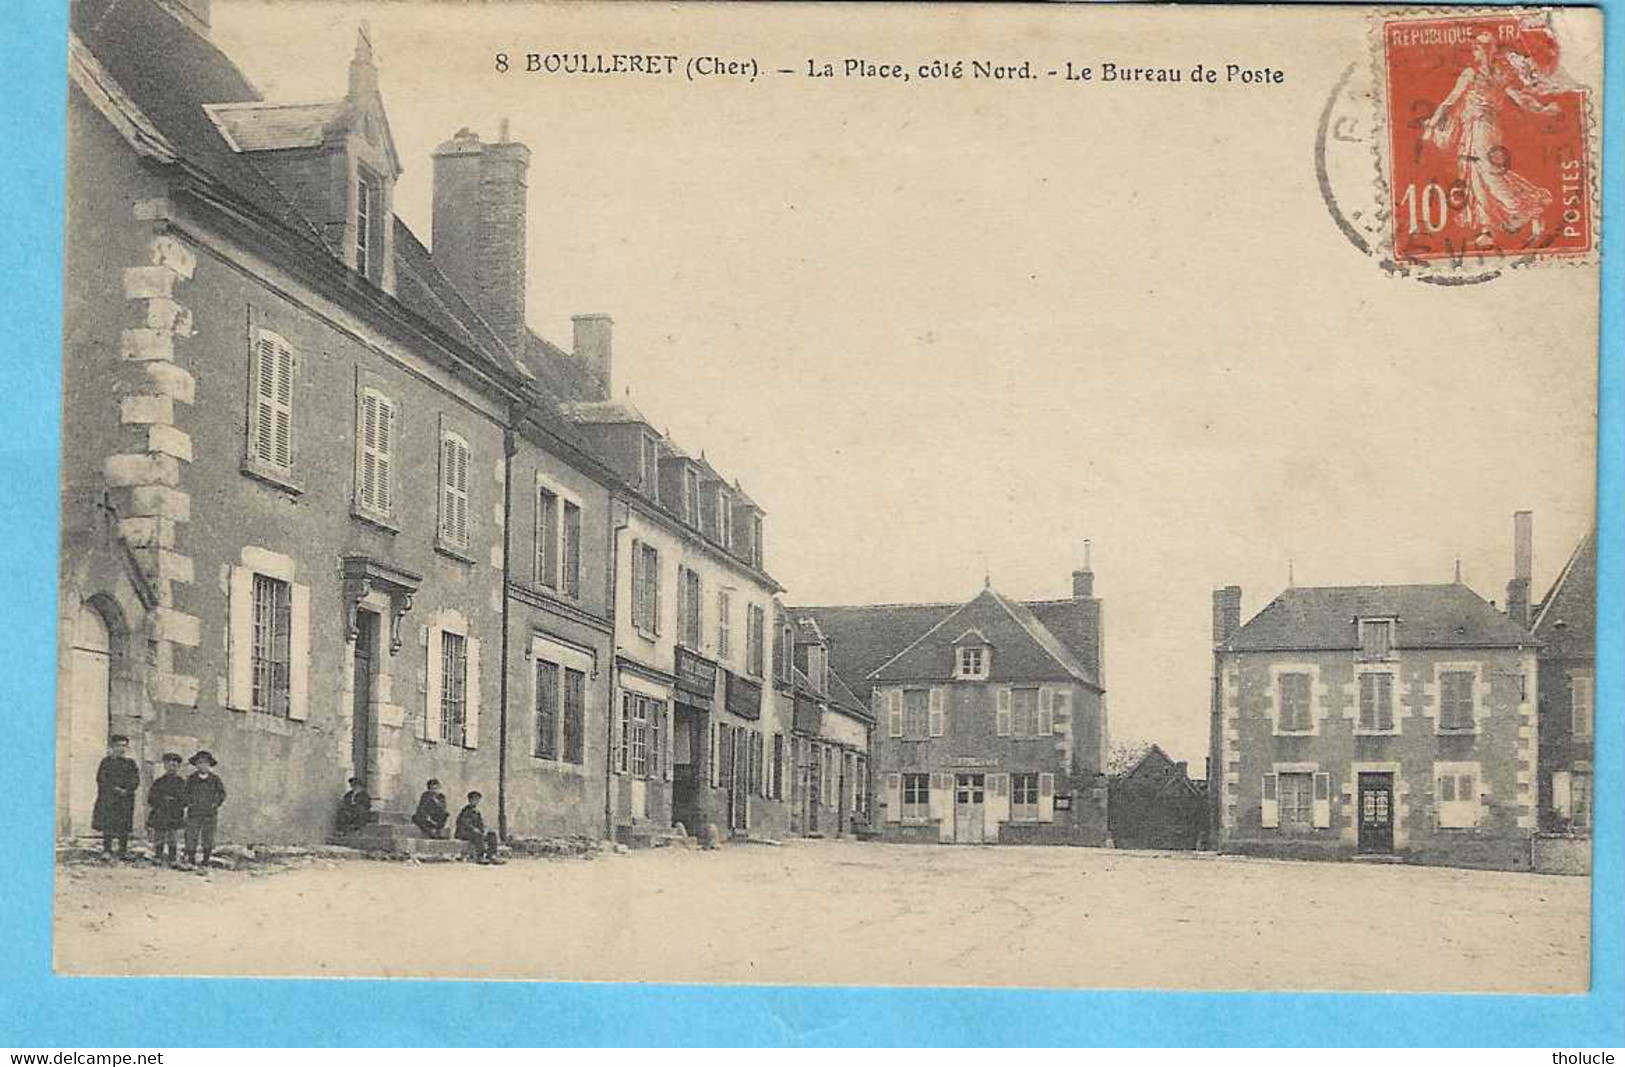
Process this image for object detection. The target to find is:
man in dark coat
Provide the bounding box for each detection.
[412,779,449,838]
[92,735,140,859]
[335,777,374,835]
[146,752,188,867]
[182,750,226,869]
[454,791,502,864]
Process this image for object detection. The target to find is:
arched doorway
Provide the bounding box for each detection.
[66,601,113,833]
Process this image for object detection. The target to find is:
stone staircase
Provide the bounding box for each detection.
[332,811,471,859]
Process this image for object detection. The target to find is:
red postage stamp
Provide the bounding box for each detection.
[1381,11,1593,264]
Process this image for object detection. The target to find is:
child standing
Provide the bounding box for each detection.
[146,752,187,867]
[182,750,226,869]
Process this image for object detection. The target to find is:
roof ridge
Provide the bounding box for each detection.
[1531,528,1595,633]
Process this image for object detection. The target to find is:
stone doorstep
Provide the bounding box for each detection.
[613,823,695,850]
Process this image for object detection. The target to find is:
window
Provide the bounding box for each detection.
[1011,772,1040,822]
[717,592,732,658]
[808,646,827,694]
[1439,671,1475,731]
[639,434,660,497]
[248,328,294,474]
[562,667,585,765]
[1437,767,1478,828]
[534,659,559,759]
[355,173,373,277]
[901,773,930,821]
[717,489,734,549]
[438,432,470,550]
[1011,687,1038,736]
[771,733,784,801]
[1358,672,1395,732]
[682,467,700,525]
[751,514,764,568]
[535,488,559,588]
[1572,675,1593,738]
[619,693,663,779]
[903,688,929,738]
[1572,771,1592,829]
[1277,672,1312,732]
[356,388,395,516]
[778,622,794,683]
[632,542,661,634]
[956,646,989,679]
[679,567,702,649]
[440,631,469,747]
[1359,619,1394,661]
[746,604,765,677]
[250,574,291,717]
[1278,771,1314,830]
[561,501,581,599]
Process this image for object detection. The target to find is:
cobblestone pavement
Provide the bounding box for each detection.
[54,838,1590,991]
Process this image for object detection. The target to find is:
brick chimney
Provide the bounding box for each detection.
[1071,539,1094,598]
[1213,586,1242,647]
[431,123,531,358]
[572,314,613,400]
[1506,510,1533,629]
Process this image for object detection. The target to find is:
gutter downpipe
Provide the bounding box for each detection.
[497,416,518,842]
[605,495,630,839]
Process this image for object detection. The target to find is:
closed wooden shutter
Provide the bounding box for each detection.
[996,688,1012,736]
[1261,773,1279,828]
[663,705,673,782]
[424,627,443,742]
[440,434,470,547]
[1037,772,1055,822]
[887,690,903,737]
[928,773,948,821]
[287,582,310,721]
[252,329,294,469]
[358,389,394,513]
[462,636,480,748]
[886,772,901,823]
[1312,771,1330,828]
[227,566,254,711]
[928,687,945,737]
[1038,688,1055,735]
[1552,771,1572,817]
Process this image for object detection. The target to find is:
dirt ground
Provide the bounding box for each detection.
[53,839,1590,992]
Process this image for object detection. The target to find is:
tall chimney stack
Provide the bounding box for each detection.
[1071,539,1094,598]
[1507,510,1533,628]
[1213,586,1242,647]
[431,125,531,358]
[572,314,614,400]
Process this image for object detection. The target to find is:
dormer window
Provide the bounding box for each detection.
[682,467,700,526]
[639,434,660,498]
[355,172,374,277]
[1358,618,1395,661]
[750,513,764,568]
[717,488,733,549]
[956,645,990,680]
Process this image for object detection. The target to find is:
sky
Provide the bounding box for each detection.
[212,2,1599,763]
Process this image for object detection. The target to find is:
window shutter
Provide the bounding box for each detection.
[928,687,945,737]
[227,566,254,712]
[287,581,310,721]
[1037,772,1055,822]
[612,693,626,776]
[1572,677,1592,737]
[424,626,443,743]
[462,636,479,748]
[928,773,948,821]
[1312,771,1330,828]
[651,549,662,633]
[1038,688,1054,735]
[1462,774,1479,826]
[663,706,674,782]
[375,396,394,512]
[358,391,377,510]
[1552,771,1572,817]
[886,773,902,823]
[251,330,294,470]
[887,690,903,737]
[996,688,1012,736]
[1261,773,1279,828]
[440,436,470,547]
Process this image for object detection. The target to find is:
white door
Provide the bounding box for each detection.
[630,778,648,822]
[67,603,112,832]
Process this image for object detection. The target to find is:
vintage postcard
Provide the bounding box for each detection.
[54,0,1600,992]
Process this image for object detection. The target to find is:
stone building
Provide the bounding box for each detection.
[57,0,777,848]
[1208,517,1542,868]
[797,565,1109,845]
[1530,528,1596,838]
[784,611,872,837]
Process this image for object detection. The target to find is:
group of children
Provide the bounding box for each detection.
[92,736,227,869]
[335,776,504,864]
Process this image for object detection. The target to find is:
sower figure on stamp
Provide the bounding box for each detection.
[182,750,226,869]
[146,752,188,867]
[454,790,503,864]
[412,778,449,838]
[1421,32,1560,248]
[92,734,140,860]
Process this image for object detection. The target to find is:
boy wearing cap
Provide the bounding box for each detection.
[92,734,140,860]
[336,777,373,835]
[412,779,449,838]
[454,791,502,864]
[182,750,227,869]
[146,752,188,867]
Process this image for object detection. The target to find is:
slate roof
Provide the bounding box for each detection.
[1225,583,1533,652]
[559,399,655,427]
[205,100,349,152]
[1531,530,1596,661]
[796,586,1103,694]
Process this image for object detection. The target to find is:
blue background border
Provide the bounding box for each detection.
[1,0,1619,1047]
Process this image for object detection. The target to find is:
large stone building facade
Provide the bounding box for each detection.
[1531,529,1596,845]
[1208,519,1544,869]
[57,0,780,848]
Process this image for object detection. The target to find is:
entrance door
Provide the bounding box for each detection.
[807,745,821,833]
[1358,772,1395,853]
[351,610,378,781]
[67,603,112,833]
[954,773,986,844]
